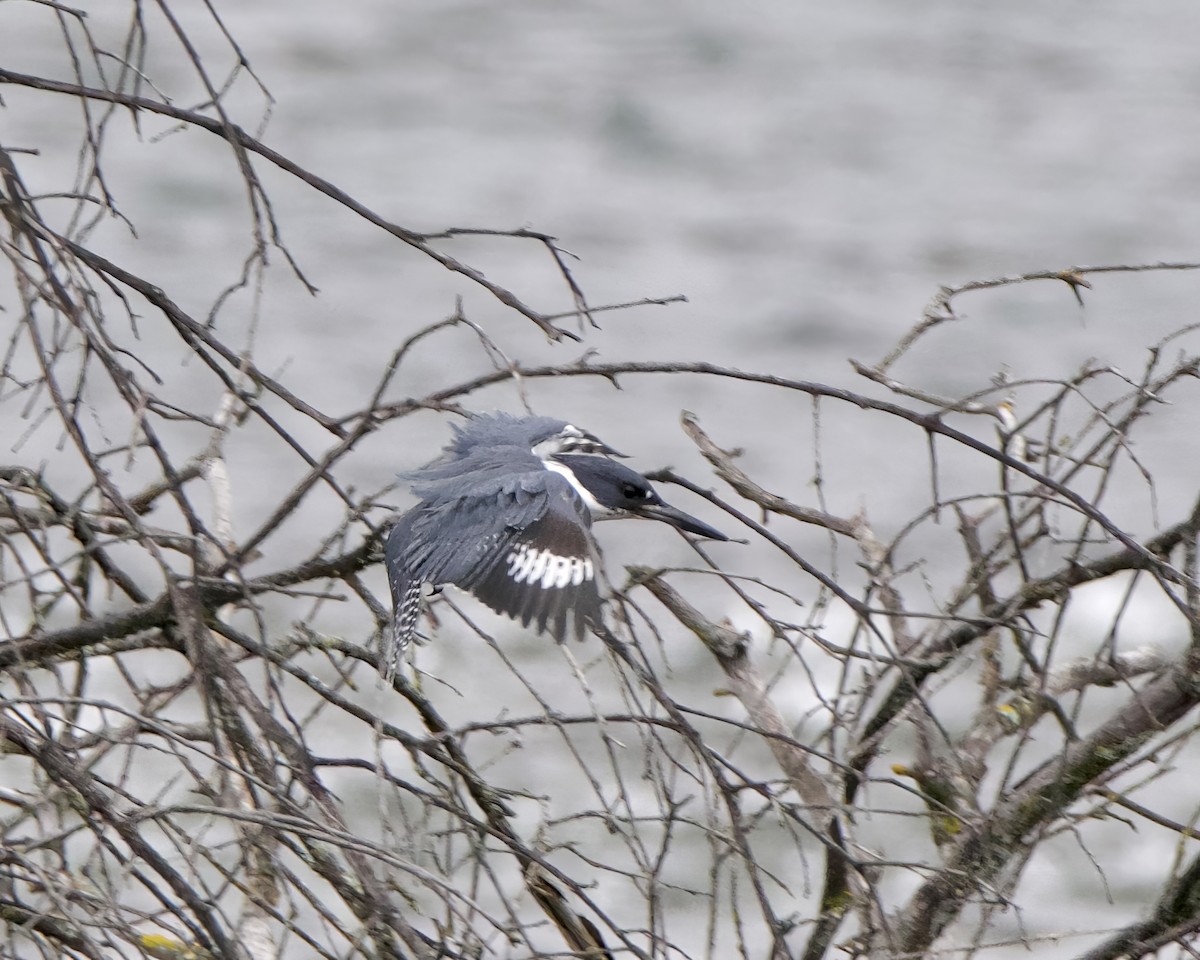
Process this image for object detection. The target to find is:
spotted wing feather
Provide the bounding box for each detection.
[464,488,601,641]
[384,470,600,648]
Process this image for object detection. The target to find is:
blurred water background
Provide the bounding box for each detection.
[4,1,1200,955]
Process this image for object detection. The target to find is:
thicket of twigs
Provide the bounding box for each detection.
[4,5,1200,960]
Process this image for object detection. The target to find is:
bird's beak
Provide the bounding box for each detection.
[637,502,730,541]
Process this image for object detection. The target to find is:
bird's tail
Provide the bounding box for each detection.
[382,576,422,681]
[383,515,423,680]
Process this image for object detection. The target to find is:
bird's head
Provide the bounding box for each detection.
[550,454,729,540]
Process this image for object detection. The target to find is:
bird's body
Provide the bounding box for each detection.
[383,412,727,674]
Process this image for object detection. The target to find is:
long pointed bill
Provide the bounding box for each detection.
[637,502,730,541]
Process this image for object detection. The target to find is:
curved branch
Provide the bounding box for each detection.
[892,645,1200,954]
[0,67,578,342]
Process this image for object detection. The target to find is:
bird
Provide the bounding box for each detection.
[382,412,728,675]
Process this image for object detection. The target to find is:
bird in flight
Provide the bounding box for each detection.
[382,412,728,675]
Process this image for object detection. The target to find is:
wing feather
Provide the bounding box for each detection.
[385,471,600,643]
[468,488,600,641]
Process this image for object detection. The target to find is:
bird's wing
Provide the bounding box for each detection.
[385,471,601,643]
[461,482,601,642]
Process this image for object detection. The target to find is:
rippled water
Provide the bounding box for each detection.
[4,1,1200,955]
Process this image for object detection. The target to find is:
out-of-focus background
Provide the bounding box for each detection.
[7,1,1200,538]
[4,2,1200,956]
[6,0,1199,579]
[7,1,1200,518]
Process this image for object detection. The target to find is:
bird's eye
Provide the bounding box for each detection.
[621,483,642,499]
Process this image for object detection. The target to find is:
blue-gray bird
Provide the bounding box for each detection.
[383,412,728,673]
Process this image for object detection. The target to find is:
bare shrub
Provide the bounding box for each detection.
[3,6,1200,960]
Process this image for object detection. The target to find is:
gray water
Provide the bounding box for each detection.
[4,1,1200,956]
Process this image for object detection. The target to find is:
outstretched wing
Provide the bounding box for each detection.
[385,471,601,649]
[460,484,601,642]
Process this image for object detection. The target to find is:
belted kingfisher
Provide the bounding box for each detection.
[383,412,728,673]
